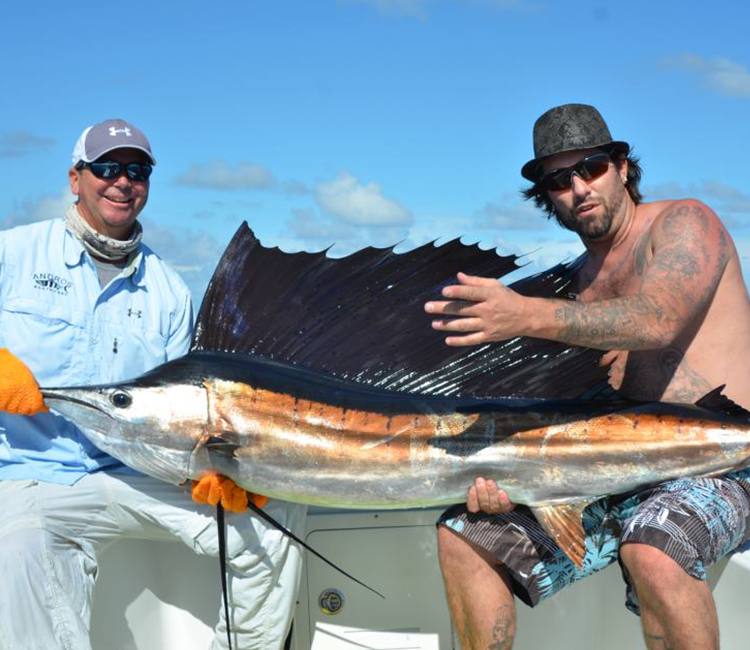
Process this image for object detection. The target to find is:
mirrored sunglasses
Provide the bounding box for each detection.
[540,152,611,191]
[81,160,153,182]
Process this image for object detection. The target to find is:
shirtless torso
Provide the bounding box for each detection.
[575,198,750,408]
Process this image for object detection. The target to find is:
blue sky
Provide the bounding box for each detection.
[2,0,749,303]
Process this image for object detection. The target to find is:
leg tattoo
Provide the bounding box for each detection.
[488,605,514,650]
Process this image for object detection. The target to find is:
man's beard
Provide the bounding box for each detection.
[554,183,626,240]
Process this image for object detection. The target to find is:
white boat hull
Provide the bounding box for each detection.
[90,508,750,649]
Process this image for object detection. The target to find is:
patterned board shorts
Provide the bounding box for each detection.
[439,471,750,615]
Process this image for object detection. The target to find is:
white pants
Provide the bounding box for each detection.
[0,474,306,650]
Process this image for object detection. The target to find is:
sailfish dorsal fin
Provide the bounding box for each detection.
[192,223,608,399]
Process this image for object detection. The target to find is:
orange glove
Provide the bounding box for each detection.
[191,474,268,513]
[0,348,49,415]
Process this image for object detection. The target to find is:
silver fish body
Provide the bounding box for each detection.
[42,351,750,566]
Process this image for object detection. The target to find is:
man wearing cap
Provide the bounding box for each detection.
[426,104,750,649]
[0,119,305,649]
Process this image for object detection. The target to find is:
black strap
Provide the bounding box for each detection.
[217,503,233,650]
[245,500,384,599]
[215,500,383,650]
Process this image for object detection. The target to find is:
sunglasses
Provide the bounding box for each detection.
[79,160,153,182]
[539,152,611,191]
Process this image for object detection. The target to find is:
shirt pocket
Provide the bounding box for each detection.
[0,297,87,385]
[102,314,169,383]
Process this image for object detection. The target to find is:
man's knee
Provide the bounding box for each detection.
[621,542,676,572]
[620,542,691,600]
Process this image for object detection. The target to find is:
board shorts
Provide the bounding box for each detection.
[439,470,750,615]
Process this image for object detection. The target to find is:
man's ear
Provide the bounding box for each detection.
[69,166,80,196]
[617,156,629,184]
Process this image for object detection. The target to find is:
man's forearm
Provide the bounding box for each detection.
[524,294,678,350]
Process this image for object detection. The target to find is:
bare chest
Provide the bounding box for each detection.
[575,251,645,302]
[574,220,654,301]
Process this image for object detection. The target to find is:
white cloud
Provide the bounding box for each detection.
[399,214,502,252]
[140,218,226,305]
[273,205,583,288]
[666,54,750,98]
[278,206,412,256]
[315,171,412,227]
[0,130,55,158]
[514,236,584,271]
[644,180,750,226]
[283,208,362,252]
[475,198,551,231]
[699,180,750,214]
[643,182,686,201]
[2,188,74,229]
[175,160,275,190]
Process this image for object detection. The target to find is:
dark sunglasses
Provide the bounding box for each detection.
[78,160,153,182]
[539,152,611,191]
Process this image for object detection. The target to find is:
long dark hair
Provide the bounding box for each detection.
[521,144,643,227]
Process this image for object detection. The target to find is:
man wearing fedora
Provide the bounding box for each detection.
[425,103,750,649]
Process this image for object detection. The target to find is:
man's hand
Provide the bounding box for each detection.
[0,348,49,415]
[601,349,627,390]
[425,272,529,346]
[467,477,515,514]
[191,474,268,513]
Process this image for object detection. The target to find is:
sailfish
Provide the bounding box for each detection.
[41,223,750,569]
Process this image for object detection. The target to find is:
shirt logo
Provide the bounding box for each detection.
[109,126,132,137]
[33,273,73,296]
[127,308,142,319]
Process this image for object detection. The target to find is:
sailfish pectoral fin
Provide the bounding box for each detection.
[531,502,592,570]
[203,435,241,458]
[189,431,242,483]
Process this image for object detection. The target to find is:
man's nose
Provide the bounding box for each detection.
[113,173,133,190]
[570,173,590,196]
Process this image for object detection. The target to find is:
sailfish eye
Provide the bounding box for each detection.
[110,390,133,408]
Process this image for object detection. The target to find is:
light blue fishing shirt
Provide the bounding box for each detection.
[0,217,193,485]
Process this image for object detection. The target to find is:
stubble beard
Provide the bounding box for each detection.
[555,182,627,240]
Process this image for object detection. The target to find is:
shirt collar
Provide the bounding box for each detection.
[63,225,87,268]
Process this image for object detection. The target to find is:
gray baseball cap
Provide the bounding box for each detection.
[71,118,156,166]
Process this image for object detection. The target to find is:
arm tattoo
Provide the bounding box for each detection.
[554,294,666,349]
[554,203,728,351]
